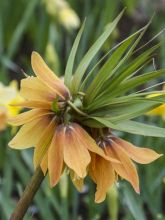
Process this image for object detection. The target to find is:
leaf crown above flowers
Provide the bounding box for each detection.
[61,10,165,137]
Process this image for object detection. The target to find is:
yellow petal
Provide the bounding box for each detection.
[63,125,91,178]
[33,118,57,168]
[89,153,115,203]
[70,170,84,192]
[48,126,64,187]
[115,138,163,164]
[106,142,140,194]
[11,100,51,110]
[9,116,51,149]
[147,104,165,116]
[8,109,52,126]
[41,151,48,175]
[20,77,55,102]
[31,52,69,99]
[73,123,119,163]
[0,82,16,104]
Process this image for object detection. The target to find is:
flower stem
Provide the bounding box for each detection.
[10,167,44,220]
[67,100,87,116]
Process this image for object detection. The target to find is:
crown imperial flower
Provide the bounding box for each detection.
[9,11,165,202]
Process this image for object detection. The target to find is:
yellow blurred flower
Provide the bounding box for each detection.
[44,0,80,30]
[58,7,80,30]
[0,80,23,131]
[147,89,165,119]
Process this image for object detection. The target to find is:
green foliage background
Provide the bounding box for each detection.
[0,0,165,219]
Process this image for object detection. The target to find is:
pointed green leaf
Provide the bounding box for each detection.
[84,31,138,103]
[88,20,152,104]
[71,9,125,94]
[90,117,165,137]
[88,68,165,110]
[102,42,162,92]
[87,96,165,123]
[64,20,85,88]
[114,69,165,96]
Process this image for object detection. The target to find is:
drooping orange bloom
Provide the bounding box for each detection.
[8,52,116,189]
[89,134,162,203]
[47,123,116,187]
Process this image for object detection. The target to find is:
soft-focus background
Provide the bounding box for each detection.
[0,0,165,219]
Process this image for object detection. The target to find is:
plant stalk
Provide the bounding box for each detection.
[10,167,45,220]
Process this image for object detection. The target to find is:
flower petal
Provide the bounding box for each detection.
[31,52,69,99]
[106,142,140,193]
[20,77,55,102]
[41,151,48,175]
[8,109,52,126]
[73,123,119,163]
[8,116,51,149]
[70,170,84,192]
[48,125,64,187]
[147,104,165,116]
[63,125,91,178]
[115,138,163,164]
[33,118,57,168]
[89,153,115,203]
[11,100,51,110]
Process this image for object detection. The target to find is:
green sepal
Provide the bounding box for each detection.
[51,98,60,114]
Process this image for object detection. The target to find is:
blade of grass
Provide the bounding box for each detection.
[7,0,38,58]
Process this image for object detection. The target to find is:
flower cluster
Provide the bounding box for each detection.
[8,12,165,202]
[9,52,162,202]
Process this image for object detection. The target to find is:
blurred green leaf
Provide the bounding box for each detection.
[123,184,146,220]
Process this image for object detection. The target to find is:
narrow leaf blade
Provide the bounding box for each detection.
[64,20,85,88]
[71,9,125,94]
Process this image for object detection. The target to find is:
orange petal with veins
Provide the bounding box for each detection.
[8,109,52,126]
[73,123,119,163]
[89,153,115,203]
[106,141,140,194]
[41,151,48,175]
[48,125,64,187]
[70,169,84,192]
[114,138,163,164]
[31,52,69,99]
[9,116,51,149]
[63,125,91,178]
[20,77,55,102]
[33,118,57,168]
[11,100,51,110]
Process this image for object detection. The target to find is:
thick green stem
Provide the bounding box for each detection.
[10,167,44,220]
